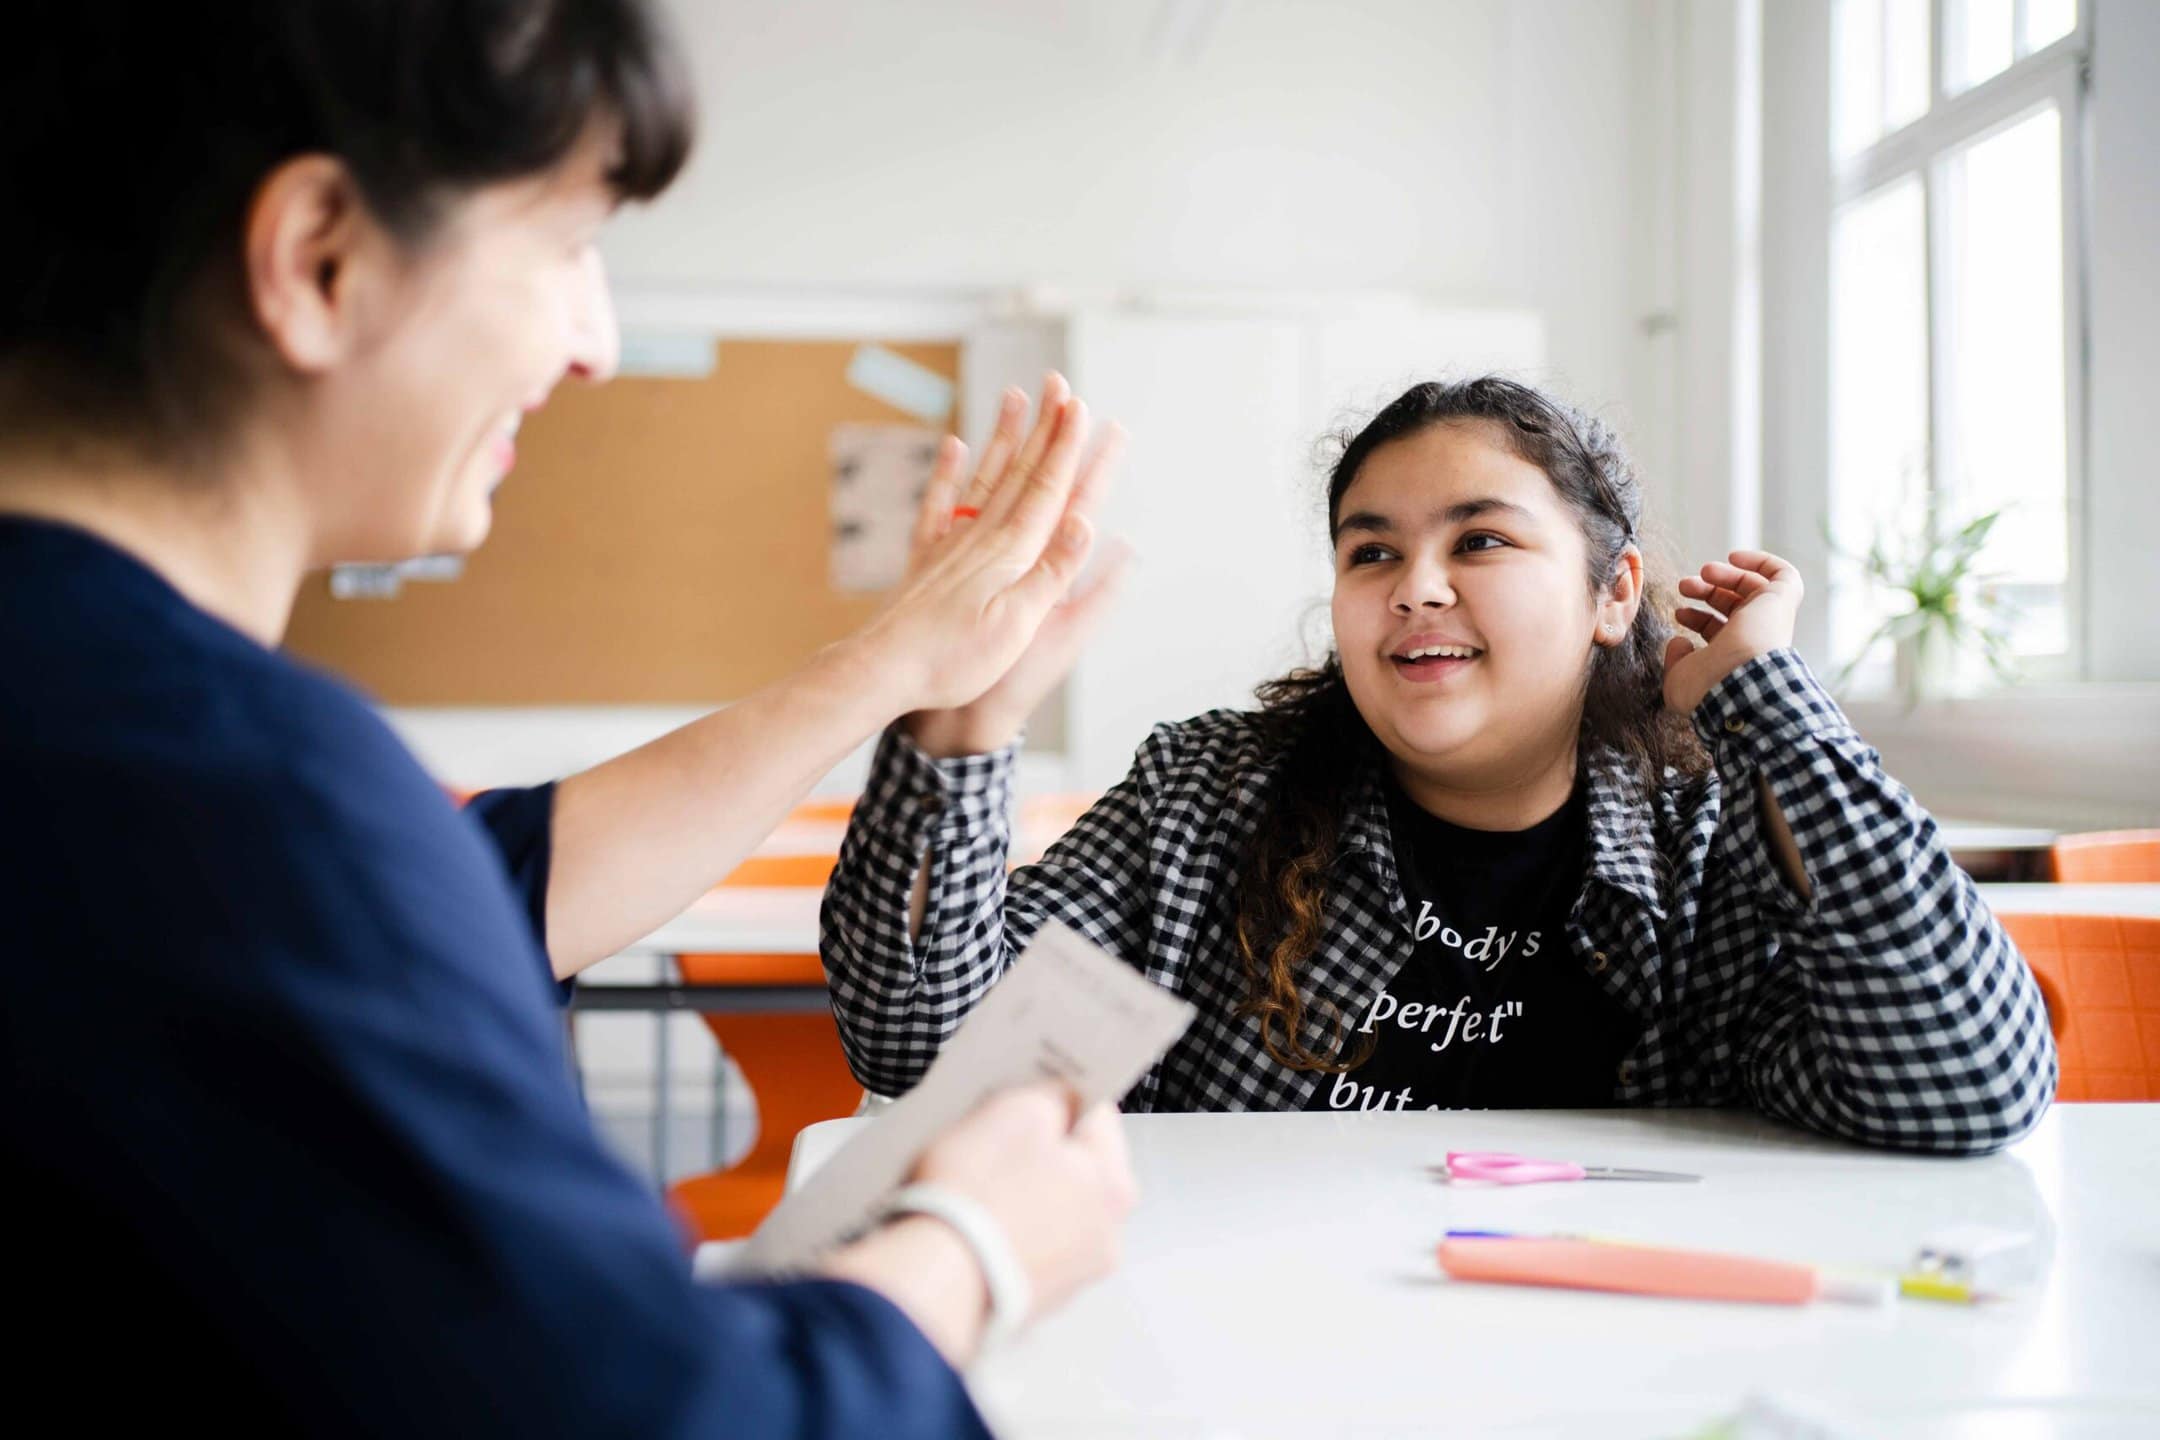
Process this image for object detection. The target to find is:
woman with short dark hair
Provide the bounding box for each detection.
[2,4,1135,1434]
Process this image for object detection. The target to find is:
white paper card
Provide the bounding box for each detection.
[731,921,1195,1274]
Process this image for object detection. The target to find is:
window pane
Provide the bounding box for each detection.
[2023,0,2078,54]
[1943,106,2069,658]
[1833,0,1886,160]
[1948,0,2016,94]
[1833,0,1932,160]
[1883,0,1931,132]
[1829,177,1929,680]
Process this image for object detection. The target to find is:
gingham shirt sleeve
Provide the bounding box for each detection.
[819,723,1167,1098]
[1690,648,2057,1154]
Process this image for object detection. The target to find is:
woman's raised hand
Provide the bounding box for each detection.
[872,375,1131,756]
[1662,549,1805,714]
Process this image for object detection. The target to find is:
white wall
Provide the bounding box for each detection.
[403,0,1686,790]
[607,0,1664,431]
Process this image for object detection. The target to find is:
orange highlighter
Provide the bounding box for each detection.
[1438,1237,1890,1306]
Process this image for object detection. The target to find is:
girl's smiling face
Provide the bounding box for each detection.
[1330,420,1632,795]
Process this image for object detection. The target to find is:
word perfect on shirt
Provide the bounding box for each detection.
[1323,992,1527,1112]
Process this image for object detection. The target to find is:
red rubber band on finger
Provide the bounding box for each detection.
[951,506,982,520]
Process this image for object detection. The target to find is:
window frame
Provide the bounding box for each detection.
[1827,0,2091,685]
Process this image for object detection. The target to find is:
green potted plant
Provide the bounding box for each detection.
[1830,499,2018,708]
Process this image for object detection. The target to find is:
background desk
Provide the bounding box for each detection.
[789,1107,2158,1438]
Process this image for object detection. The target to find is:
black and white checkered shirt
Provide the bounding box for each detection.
[821,649,2056,1154]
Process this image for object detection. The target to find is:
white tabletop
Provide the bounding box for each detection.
[621,886,830,955]
[1936,821,2059,851]
[1970,883,2160,916]
[787,1106,2159,1438]
[619,883,2160,959]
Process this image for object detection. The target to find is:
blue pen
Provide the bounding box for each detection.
[1444,1228,1636,1245]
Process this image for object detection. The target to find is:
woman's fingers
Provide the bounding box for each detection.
[966,374,1068,515]
[984,397,1091,555]
[959,388,1030,511]
[908,435,968,567]
[1071,1102,1139,1215]
[978,379,1077,530]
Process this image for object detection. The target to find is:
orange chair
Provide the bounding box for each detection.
[2051,830,2160,884]
[666,851,861,1242]
[718,852,839,888]
[1998,912,2160,1101]
[787,797,858,824]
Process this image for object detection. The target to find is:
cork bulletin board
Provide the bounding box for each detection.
[283,338,962,704]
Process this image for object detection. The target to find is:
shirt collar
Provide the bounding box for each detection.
[1342,746,1666,921]
[1577,749,1667,920]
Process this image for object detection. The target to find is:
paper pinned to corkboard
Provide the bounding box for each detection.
[830,422,943,592]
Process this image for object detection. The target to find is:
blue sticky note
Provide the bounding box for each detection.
[618,331,718,379]
[846,344,955,423]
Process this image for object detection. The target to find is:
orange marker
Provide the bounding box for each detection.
[1437,1237,1888,1306]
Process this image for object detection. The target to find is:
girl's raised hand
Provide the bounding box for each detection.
[1662,550,1805,715]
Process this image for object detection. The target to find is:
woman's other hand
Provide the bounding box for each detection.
[909,1083,1138,1323]
[818,1082,1137,1366]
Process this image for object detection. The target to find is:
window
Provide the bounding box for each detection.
[1825,0,2086,688]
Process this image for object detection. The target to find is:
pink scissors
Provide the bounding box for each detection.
[1439,1150,1701,1185]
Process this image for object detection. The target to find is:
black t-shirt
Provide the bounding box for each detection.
[1307,780,1642,1112]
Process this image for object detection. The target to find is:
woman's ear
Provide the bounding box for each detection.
[1594,545,1644,647]
[242,155,381,375]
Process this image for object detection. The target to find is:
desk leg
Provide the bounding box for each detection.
[709,1056,727,1169]
[653,984,673,1186]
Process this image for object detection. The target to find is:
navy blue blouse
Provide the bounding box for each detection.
[0,517,986,1437]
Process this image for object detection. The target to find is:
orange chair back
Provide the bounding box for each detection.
[665,1003,860,1241]
[721,852,838,887]
[2051,830,2160,884]
[669,844,852,1241]
[787,798,858,823]
[1998,912,2160,1101]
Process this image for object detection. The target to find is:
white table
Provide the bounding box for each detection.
[788,1107,2160,1438]
[616,887,831,957]
[619,883,2160,959]
[1936,821,2059,852]
[1970,883,2160,917]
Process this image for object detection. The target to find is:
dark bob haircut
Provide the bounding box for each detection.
[1,0,694,448]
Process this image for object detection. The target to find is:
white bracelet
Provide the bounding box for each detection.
[880,1183,1032,1352]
